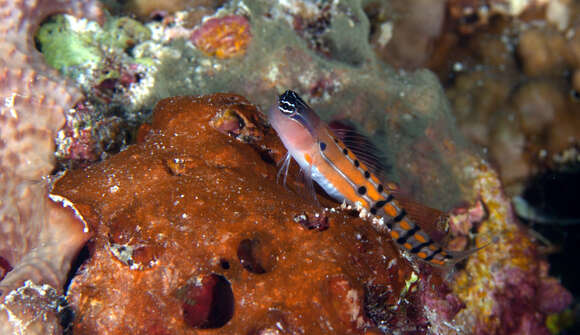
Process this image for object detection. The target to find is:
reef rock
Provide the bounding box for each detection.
[53,94,418,334]
[53,92,573,334]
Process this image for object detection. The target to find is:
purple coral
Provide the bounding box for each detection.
[487,265,572,335]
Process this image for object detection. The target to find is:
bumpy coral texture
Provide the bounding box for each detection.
[53,94,424,334]
[449,159,573,335]
[0,0,102,333]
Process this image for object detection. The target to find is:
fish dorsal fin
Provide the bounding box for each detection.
[392,193,449,236]
[328,120,390,180]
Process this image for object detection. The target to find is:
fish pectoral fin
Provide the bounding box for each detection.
[299,163,320,207]
[276,152,293,187]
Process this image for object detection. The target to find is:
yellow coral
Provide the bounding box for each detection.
[452,156,540,330]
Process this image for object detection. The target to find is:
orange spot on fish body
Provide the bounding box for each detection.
[366,187,382,202]
[399,220,412,231]
[414,233,427,243]
[390,231,400,239]
[431,259,445,266]
[417,252,428,259]
[384,204,397,217]
[358,161,369,172]
[357,197,370,209]
[403,242,413,250]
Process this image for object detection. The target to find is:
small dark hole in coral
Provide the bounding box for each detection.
[181,274,235,329]
[513,44,526,73]
[63,242,92,292]
[150,12,166,22]
[135,72,144,83]
[259,150,276,165]
[220,259,230,270]
[237,239,267,274]
[58,296,75,335]
[460,12,479,25]
[205,274,235,328]
[571,89,580,101]
[363,3,380,39]
[0,256,13,281]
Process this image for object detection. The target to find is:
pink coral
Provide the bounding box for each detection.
[451,161,573,335]
[191,15,252,58]
[488,265,571,335]
[0,0,102,333]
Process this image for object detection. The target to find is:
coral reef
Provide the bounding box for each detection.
[434,0,580,194]
[364,0,579,195]
[451,159,573,334]
[33,14,154,168]
[52,94,420,334]
[0,0,102,333]
[52,92,573,334]
[1,0,575,333]
[366,0,447,69]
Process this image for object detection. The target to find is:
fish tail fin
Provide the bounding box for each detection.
[427,235,499,281]
[444,233,500,266]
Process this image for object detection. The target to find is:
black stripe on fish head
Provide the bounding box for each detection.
[279,90,308,114]
[278,90,321,136]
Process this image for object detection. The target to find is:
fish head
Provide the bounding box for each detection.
[268,90,321,152]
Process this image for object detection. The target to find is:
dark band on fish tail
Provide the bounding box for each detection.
[393,209,406,223]
[370,195,394,216]
[424,248,443,261]
[410,240,434,254]
[374,195,393,210]
[396,225,419,244]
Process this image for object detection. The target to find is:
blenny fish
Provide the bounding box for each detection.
[269,90,475,267]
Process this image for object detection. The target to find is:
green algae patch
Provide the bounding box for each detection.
[546,309,575,335]
[35,15,101,72]
[101,17,152,52]
[35,14,152,83]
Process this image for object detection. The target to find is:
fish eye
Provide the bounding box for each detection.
[278,100,295,114]
[278,90,306,115]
